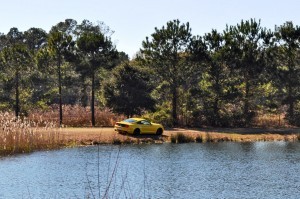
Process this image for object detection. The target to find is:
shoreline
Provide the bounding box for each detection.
[1,127,300,157]
[59,127,300,145]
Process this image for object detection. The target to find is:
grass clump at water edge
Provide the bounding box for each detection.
[171,132,235,144]
[171,132,194,143]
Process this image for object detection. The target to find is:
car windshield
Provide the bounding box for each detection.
[123,118,137,123]
[140,120,151,125]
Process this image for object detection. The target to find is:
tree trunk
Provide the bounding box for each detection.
[213,98,219,126]
[15,70,19,118]
[213,71,220,126]
[81,82,88,107]
[288,83,294,118]
[289,100,294,119]
[244,84,249,115]
[172,86,178,126]
[58,55,63,127]
[91,72,95,127]
[287,57,294,119]
[244,77,250,122]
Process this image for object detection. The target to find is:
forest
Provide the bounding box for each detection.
[1,18,300,128]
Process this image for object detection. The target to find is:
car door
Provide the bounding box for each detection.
[139,120,153,133]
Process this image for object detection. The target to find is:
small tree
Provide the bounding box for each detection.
[48,20,75,126]
[201,29,230,126]
[75,20,117,126]
[224,19,273,125]
[103,62,155,117]
[274,22,300,124]
[140,19,199,126]
[0,28,31,117]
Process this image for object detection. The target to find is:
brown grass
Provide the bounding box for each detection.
[252,113,289,128]
[0,112,61,156]
[28,105,293,128]
[28,105,125,127]
[58,128,160,146]
[2,107,300,156]
[171,132,194,143]
[56,127,300,146]
[165,128,300,143]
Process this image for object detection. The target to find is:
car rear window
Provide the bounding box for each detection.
[123,119,137,123]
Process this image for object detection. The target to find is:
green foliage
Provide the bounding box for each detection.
[0,29,32,117]
[200,29,230,126]
[48,30,74,58]
[24,28,47,52]
[75,20,117,75]
[74,20,118,126]
[274,22,300,122]
[48,19,77,126]
[103,62,155,117]
[222,19,273,126]
[140,19,206,126]
[2,18,300,127]
[143,101,173,127]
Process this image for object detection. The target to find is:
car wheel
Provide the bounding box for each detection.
[156,128,163,135]
[133,128,140,135]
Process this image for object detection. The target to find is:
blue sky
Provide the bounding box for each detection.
[0,0,299,58]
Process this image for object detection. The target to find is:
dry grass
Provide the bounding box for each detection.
[58,127,300,146]
[252,113,289,128]
[58,128,160,146]
[171,132,194,143]
[171,131,300,143]
[27,105,292,128]
[0,112,61,156]
[28,105,125,127]
[2,107,300,156]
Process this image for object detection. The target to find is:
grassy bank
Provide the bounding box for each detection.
[170,131,300,143]
[56,127,300,145]
[1,111,300,156]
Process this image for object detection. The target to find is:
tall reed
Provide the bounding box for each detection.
[0,112,60,156]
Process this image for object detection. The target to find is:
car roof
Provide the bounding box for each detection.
[130,118,146,121]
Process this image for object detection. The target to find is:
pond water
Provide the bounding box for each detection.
[1,142,300,199]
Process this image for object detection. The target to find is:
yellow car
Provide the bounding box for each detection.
[114,118,164,135]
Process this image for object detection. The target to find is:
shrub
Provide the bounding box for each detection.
[112,137,122,145]
[252,113,288,128]
[205,132,213,143]
[143,102,173,127]
[195,134,203,143]
[171,132,194,143]
[286,111,300,127]
[177,133,194,143]
[170,134,177,143]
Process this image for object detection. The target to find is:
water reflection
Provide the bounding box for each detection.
[0,142,300,198]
